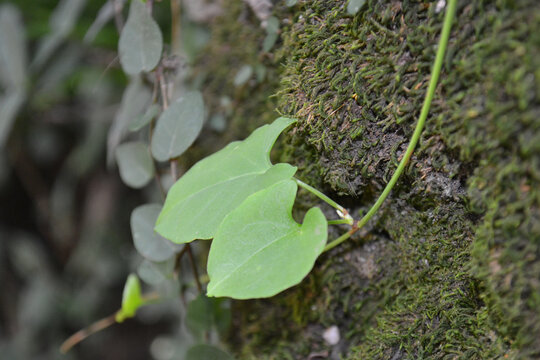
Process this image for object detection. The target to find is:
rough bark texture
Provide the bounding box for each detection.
[196,0,540,359]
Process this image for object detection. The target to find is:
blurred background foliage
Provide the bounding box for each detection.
[0,0,255,359]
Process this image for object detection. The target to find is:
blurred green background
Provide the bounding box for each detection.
[0,1,204,359]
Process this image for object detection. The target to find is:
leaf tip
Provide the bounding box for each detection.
[274,116,297,128]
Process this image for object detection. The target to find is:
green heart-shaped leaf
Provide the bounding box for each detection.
[155,117,297,244]
[207,180,327,299]
[118,0,163,75]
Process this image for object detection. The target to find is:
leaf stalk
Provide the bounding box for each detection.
[295,179,343,211]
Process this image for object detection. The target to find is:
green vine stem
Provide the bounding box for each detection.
[328,219,354,225]
[60,292,160,354]
[324,0,458,252]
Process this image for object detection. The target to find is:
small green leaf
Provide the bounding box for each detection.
[151,91,204,162]
[286,0,298,7]
[155,118,297,244]
[129,103,160,132]
[116,274,144,322]
[233,65,253,87]
[207,180,327,299]
[131,204,179,262]
[118,0,163,75]
[186,344,234,360]
[347,0,366,15]
[115,141,154,189]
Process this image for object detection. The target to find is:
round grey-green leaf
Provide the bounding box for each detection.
[115,141,154,188]
[118,0,163,75]
[347,0,366,14]
[286,0,298,6]
[131,204,179,262]
[186,345,234,360]
[151,91,204,162]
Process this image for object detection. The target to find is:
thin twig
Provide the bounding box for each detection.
[60,292,160,353]
[173,245,189,277]
[148,71,166,200]
[170,159,178,181]
[169,158,201,294]
[157,60,202,296]
[172,245,189,307]
[187,245,203,294]
[157,66,169,110]
[170,0,182,55]
[60,313,117,354]
[154,173,166,200]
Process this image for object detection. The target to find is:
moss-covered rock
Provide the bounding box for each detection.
[199,0,540,358]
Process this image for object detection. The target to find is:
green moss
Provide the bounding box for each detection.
[222,0,540,359]
[197,0,539,358]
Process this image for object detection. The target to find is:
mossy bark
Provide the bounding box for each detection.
[196,1,540,359]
